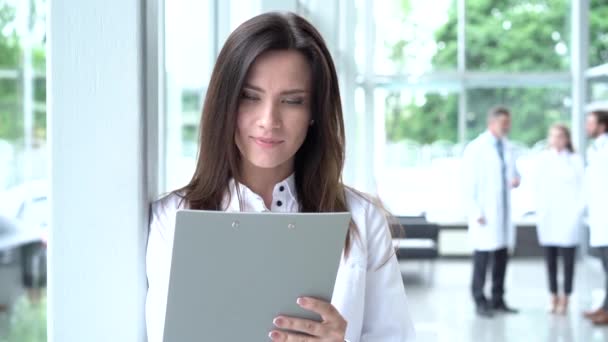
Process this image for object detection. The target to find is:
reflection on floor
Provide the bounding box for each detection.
[402,258,608,342]
[0,291,46,341]
[3,258,607,341]
[0,254,46,342]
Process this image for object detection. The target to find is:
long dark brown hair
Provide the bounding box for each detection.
[591,110,608,135]
[550,124,574,153]
[175,12,360,255]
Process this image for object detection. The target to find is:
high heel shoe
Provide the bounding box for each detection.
[549,295,559,314]
[556,296,569,315]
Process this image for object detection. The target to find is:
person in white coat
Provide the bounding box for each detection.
[582,110,608,325]
[462,106,520,318]
[145,12,415,342]
[533,124,584,315]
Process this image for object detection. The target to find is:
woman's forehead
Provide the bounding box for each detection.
[245,50,311,90]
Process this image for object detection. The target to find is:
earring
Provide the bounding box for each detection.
[309,119,315,126]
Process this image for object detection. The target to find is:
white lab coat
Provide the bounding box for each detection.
[462,131,518,251]
[145,175,415,342]
[533,149,584,246]
[586,134,608,247]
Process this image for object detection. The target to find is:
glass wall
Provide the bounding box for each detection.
[589,0,608,68]
[163,0,214,191]
[162,0,291,192]
[0,0,47,341]
[160,0,600,226]
[363,0,572,220]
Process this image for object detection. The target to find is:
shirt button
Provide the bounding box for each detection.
[279,186,285,192]
[276,200,283,207]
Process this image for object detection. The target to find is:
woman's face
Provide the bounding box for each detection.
[548,127,567,150]
[235,49,312,173]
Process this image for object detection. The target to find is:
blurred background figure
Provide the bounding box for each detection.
[463,106,520,318]
[533,124,584,315]
[583,110,608,325]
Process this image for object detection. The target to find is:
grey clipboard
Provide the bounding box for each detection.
[163,210,351,341]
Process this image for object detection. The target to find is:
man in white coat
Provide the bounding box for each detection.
[463,106,520,318]
[582,110,608,325]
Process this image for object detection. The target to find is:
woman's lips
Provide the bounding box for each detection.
[251,136,284,148]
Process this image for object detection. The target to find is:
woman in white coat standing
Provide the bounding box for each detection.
[145,12,415,342]
[533,124,584,315]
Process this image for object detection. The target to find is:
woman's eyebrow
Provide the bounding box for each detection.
[281,89,309,95]
[243,83,309,95]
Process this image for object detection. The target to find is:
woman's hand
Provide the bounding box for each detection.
[269,297,347,341]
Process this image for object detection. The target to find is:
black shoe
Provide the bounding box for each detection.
[476,302,494,318]
[491,301,519,314]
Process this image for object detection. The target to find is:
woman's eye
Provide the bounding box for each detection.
[283,98,304,105]
[241,92,259,101]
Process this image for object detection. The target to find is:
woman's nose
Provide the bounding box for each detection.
[257,101,281,129]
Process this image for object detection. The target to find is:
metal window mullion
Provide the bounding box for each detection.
[18,0,34,187]
[572,0,589,153]
[145,0,164,196]
[457,0,466,143]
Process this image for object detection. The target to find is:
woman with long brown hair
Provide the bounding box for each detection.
[145,12,414,342]
[533,124,585,315]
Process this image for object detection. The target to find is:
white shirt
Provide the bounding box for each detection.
[145,175,415,341]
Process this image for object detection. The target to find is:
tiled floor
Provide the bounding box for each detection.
[0,253,46,341]
[0,258,21,338]
[3,257,608,341]
[402,258,608,342]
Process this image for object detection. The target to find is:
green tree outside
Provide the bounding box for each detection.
[384,0,608,146]
[0,1,46,144]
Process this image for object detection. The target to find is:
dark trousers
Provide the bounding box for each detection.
[21,242,47,288]
[544,246,576,295]
[598,247,608,310]
[472,247,508,305]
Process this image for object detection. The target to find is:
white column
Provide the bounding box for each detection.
[48,0,149,341]
[571,0,589,152]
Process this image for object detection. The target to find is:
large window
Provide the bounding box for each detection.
[466,87,570,143]
[162,0,298,192]
[466,0,570,71]
[162,0,214,192]
[590,0,608,68]
[587,0,608,114]
[161,0,597,225]
[358,0,572,219]
[372,0,457,75]
[0,0,47,341]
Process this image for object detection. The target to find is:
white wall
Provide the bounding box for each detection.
[48,0,149,341]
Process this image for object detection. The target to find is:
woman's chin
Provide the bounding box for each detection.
[246,157,291,171]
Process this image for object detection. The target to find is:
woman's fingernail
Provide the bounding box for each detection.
[297,297,306,305]
[269,331,279,339]
[273,317,284,326]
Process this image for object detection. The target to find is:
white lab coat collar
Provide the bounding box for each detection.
[482,130,506,146]
[224,173,298,213]
[594,133,608,149]
[549,148,570,157]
